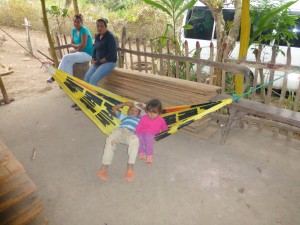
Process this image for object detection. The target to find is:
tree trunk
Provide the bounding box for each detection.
[40,0,59,67]
[200,0,242,86]
[73,0,79,14]
[64,0,72,8]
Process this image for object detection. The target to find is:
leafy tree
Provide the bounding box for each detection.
[200,0,242,86]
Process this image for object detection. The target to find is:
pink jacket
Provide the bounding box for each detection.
[135,115,168,135]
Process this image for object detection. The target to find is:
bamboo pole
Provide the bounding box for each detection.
[235,0,250,95]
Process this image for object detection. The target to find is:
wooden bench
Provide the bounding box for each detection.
[98,68,221,136]
[212,94,300,144]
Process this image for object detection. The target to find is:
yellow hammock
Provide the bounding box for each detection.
[49,67,233,141]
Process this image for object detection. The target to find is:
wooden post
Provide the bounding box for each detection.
[63,34,69,54]
[128,38,133,70]
[23,17,33,55]
[136,38,142,72]
[209,42,215,85]
[150,39,155,74]
[174,40,179,78]
[55,33,63,59]
[279,46,291,104]
[251,45,262,100]
[166,39,172,77]
[119,26,126,68]
[0,74,10,104]
[158,39,164,75]
[196,41,202,82]
[184,41,190,80]
[265,45,277,104]
[293,82,300,111]
[143,38,148,73]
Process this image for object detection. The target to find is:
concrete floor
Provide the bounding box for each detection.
[0,88,300,225]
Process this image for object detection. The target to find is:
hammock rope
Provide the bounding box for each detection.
[231,67,300,101]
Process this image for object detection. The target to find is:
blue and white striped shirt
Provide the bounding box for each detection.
[117,112,140,132]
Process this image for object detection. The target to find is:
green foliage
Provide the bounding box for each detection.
[46,5,69,34]
[250,0,299,47]
[143,0,197,42]
[46,5,69,18]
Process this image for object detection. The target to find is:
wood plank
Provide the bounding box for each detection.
[0,193,43,225]
[0,176,36,212]
[0,174,30,197]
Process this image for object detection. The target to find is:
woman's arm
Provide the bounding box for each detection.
[71,34,88,51]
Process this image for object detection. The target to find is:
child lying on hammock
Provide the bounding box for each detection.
[97,101,144,181]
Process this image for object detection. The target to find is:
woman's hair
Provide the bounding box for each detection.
[145,99,163,114]
[96,18,108,27]
[74,14,83,22]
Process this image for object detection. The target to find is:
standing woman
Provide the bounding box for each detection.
[47,14,93,82]
[84,18,117,86]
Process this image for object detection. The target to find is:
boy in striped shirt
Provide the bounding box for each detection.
[97,102,142,181]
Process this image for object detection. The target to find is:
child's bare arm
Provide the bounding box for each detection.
[112,102,134,116]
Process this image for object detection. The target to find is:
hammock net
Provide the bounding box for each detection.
[49,67,233,141]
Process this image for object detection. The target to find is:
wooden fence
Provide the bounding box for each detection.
[116,30,300,112]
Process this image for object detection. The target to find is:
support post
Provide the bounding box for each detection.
[23,17,33,55]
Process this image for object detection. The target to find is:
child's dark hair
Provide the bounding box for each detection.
[145,99,163,114]
[96,18,108,27]
[74,14,83,22]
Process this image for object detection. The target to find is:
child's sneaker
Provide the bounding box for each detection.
[139,152,145,160]
[97,169,108,181]
[146,155,152,164]
[124,169,134,181]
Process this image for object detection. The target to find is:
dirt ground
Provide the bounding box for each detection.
[0,26,57,100]
[1,27,300,225]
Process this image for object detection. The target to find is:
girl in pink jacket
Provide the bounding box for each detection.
[135,99,168,164]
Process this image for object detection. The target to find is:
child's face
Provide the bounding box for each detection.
[128,107,140,117]
[147,111,159,120]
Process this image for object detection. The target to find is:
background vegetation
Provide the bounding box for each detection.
[0,0,168,40]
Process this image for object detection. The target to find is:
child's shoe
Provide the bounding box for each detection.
[97,169,108,181]
[139,152,145,160]
[146,155,152,164]
[124,169,134,181]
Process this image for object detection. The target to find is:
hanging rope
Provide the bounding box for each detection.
[231,67,300,102]
[0,26,44,65]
